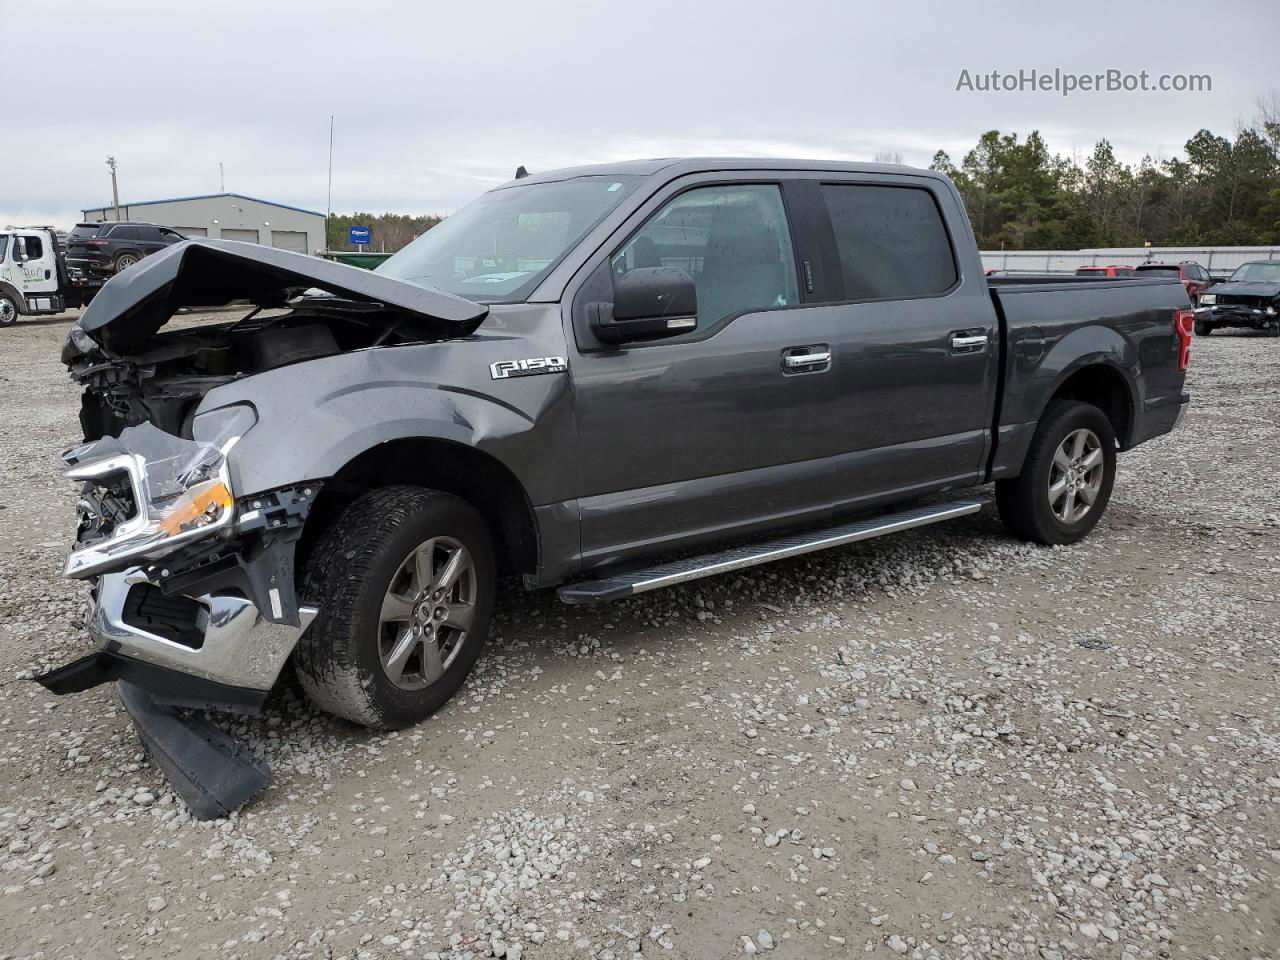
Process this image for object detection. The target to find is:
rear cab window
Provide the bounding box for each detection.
[819,182,958,301]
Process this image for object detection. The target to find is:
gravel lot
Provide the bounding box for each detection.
[0,312,1276,960]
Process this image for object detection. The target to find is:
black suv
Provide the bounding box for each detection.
[65,221,187,278]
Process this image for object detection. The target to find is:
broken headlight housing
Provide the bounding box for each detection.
[62,404,257,579]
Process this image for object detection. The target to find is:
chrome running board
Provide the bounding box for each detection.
[557,498,986,604]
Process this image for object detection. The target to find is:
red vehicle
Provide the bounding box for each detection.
[1135,261,1212,304]
[1075,265,1136,278]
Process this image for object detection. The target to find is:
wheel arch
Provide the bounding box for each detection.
[1043,361,1137,448]
[296,437,540,582]
[0,280,26,315]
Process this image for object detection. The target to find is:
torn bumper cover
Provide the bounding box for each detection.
[37,568,318,711]
[37,420,321,818]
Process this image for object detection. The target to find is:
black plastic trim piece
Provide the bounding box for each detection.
[117,682,271,821]
[34,651,269,714]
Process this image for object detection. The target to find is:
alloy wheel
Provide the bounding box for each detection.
[1048,427,1104,523]
[376,537,477,690]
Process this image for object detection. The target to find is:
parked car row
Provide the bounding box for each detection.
[1065,259,1280,334]
[1073,261,1214,304]
[0,220,188,326]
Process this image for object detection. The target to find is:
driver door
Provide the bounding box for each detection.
[569,178,844,569]
[14,233,58,296]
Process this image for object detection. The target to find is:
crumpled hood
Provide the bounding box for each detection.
[1207,280,1280,299]
[70,238,488,356]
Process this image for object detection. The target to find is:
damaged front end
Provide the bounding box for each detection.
[37,239,487,817]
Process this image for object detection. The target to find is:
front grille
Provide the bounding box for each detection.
[121,583,205,649]
[1215,294,1266,308]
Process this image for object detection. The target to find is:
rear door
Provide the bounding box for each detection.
[807,176,998,505]
[135,225,167,257]
[568,174,844,567]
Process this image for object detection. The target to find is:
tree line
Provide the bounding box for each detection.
[930,94,1280,250]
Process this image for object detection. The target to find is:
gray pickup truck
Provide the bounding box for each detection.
[39,159,1192,816]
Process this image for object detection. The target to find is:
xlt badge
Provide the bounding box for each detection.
[490,356,568,380]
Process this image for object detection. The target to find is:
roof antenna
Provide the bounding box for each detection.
[514,165,529,179]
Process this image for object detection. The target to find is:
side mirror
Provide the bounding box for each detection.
[13,239,27,263]
[590,266,698,345]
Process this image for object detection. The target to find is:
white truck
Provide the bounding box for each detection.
[0,227,98,326]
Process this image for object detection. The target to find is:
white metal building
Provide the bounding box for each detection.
[81,193,324,255]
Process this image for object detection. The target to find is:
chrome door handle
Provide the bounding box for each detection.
[950,333,988,354]
[784,351,831,369]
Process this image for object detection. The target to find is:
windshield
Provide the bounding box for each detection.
[1137,266,1181,276]
[1228,262,1280,283]
[69,224,101,240]
[376,175,642,301]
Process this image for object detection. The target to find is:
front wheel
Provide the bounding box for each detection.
[1194,319,1211,337]
[0,293,17,327]
[294,486,495,729]
[996,401,1117,546]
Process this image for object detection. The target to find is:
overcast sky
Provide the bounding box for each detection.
[3,0,1274,229]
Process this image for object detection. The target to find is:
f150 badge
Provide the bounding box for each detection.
[490,356,568,380]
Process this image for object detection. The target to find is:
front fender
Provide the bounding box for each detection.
[196,341,571,504]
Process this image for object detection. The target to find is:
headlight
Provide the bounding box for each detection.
[1200,294,1216,305]
[60,406,256,579]
[1267,306,1277,316]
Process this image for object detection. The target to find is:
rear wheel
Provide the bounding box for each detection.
[996,401,1117,546]
[0,293,17,327]
[113,253,140,273]
[1194,318,1211,336]
[294,486,495,729]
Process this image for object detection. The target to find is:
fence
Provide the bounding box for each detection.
[980,246,1280,276]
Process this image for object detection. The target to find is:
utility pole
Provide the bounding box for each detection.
[106,157,120,221]
[219,162,225,192]
[326,115,334,250]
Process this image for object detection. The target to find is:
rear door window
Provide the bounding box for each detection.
[820,184,957,300]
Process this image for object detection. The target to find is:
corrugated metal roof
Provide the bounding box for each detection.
[81,192,324,218]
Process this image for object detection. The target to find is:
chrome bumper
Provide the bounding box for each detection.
[87,568,317,693]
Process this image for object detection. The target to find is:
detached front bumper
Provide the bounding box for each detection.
[37,568,317,713]
[1197,304,1278,329]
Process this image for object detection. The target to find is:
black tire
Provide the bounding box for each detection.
[996,400,1117,546]
[294,486,495,729]
[1194,319,1211,337]
[0,293,17,327]
[113,253,140,273]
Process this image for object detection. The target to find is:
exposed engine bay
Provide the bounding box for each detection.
[71,300,446,441]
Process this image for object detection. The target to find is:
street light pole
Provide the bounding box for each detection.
[326,115,334,251]
[106,157,120,221]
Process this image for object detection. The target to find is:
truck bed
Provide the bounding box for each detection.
[985,274,1190,479]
